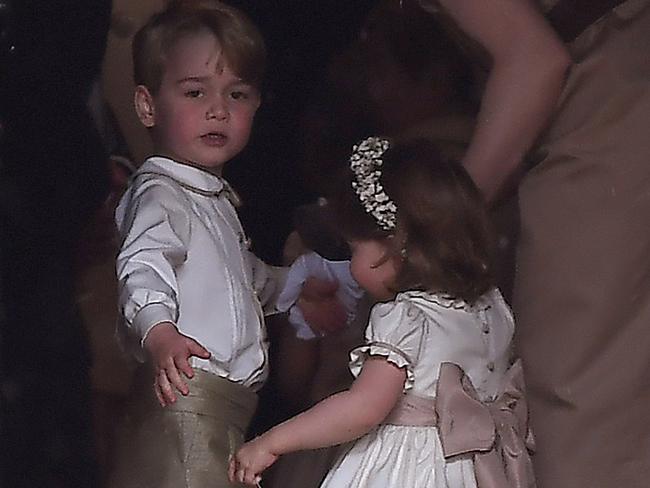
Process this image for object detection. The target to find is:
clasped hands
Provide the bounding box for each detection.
[228,435,277,486]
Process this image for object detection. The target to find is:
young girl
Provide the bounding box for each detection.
[229,137,535,487]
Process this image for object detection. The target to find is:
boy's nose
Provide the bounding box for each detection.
[206,97,228,120]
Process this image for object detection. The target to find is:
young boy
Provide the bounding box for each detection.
[109,2,310,486]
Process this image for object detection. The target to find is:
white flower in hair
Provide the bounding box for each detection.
[350,136,397,231]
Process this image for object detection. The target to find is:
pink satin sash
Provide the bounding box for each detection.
[383,392,438,426]
[382,360,536,488]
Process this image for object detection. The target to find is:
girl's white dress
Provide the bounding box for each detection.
[320,289,515,488]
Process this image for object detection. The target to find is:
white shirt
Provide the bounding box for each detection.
[277,252,364,339]
[115,156,286,389]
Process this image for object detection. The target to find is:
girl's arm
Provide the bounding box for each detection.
[436,0,571,201]
[230,357,406,485]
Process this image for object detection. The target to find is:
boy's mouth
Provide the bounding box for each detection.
[201,132,228,147]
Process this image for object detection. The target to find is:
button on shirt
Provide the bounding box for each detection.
[116,156,287,390]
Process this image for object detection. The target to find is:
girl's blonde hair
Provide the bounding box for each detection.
[330,138,494,303]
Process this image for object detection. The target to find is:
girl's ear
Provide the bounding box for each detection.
[134,85,156,128]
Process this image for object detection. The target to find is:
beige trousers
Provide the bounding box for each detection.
[108,367,257,488]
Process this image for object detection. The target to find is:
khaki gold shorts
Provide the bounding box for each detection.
[109,367,257,488]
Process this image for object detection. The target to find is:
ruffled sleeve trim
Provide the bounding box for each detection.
[350,341,416,391]
[398,289,496,314]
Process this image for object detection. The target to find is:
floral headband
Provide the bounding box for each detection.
[350,136,398,231]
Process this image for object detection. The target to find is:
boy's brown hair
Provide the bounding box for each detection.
[133,0,266,94]
[330,139,494,304]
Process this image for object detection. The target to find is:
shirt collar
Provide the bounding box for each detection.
[137,156,241,206]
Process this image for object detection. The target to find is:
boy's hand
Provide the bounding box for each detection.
[297,277,347,335]
[228,437,278,486]
[144,322,210,406]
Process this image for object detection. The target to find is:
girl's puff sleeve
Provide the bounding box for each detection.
[115,182,191,346]
[349,296,426,392]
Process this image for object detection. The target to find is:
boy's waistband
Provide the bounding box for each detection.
[130,365,258,425]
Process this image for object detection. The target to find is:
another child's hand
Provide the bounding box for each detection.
[297,277,347,335]
[228,437,279,486]
[144,321,210,406]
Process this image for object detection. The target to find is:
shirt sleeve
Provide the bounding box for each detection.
[276,254,309,313]
[349,297,426,391]
[249,253,289,315]
[116,182,191,344]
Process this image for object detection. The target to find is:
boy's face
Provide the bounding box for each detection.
[135,31,260,172]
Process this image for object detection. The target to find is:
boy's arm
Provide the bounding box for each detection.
[275,254,309,313]
[116,184,189,340]
[117,183,208,403]
[249,254,289,315]
[230,358,406,485]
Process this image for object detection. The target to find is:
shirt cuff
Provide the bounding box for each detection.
[133,302,176,345]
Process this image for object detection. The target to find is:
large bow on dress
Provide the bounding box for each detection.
[435,360,536,488]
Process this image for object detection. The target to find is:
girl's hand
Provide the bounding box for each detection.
[228,437,279,486]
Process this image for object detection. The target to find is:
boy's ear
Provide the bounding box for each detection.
[134,85,156,128]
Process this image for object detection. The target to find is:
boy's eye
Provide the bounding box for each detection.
[185,89,203,98]
[230,90,250,101]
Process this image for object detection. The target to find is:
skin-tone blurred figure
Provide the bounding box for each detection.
[102,0,166,163]
[75,156,136,486]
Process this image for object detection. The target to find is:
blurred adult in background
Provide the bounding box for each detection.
[297,0,479,196]
[0,1,111,486]
[416,0,650,486]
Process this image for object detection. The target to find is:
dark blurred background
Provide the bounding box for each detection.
[226,0,377,263]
